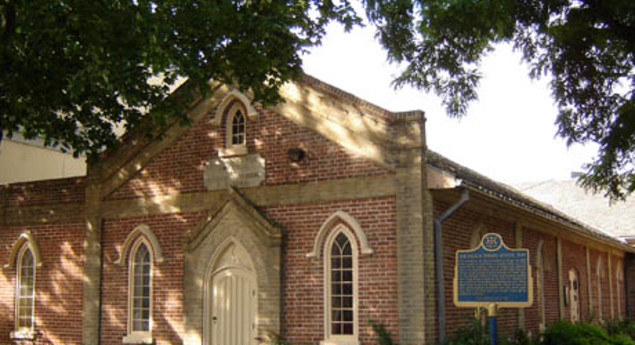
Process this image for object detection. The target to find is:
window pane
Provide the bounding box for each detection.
[331,257,341,269]
[342,242,351,255]
[343,283,353,295]
[343,296,353,308]
[332,310,342,322]
[342,323,353,335]
[332,297,341,308]
[332,324,342,335]
[342,270,353,282]
[343,310,353,322]
[342,257,352,268]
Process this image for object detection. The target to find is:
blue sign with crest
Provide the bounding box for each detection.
[453,233,533,308]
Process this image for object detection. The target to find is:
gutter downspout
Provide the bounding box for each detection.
[435,189,469,344]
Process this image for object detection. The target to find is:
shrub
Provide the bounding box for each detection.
[604,319,635,340]
[370,320,397,345]
[541,320,635,345]
[444,318,490,345]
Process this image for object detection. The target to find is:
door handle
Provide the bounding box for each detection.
[212,316,218,322]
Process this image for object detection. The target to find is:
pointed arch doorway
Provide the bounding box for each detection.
[183,190,282,345]
[207,241,257,345]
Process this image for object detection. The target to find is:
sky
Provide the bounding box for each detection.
[301,21,599,185]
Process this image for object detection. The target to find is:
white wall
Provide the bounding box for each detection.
[0,139,86,184]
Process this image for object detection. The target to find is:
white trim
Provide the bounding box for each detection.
[307,211,373,259]
[5,232,42,269]
[115,224,165,265]
[323,226,359,345]
[123,332,153,344]
[203,238,257,345]
[10,329,36,341]
[14,244,36,336]
[125,238,154,344]
[210,90,258,126]
[219,101,248,157]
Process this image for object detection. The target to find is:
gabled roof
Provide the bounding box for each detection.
[95,74,426,199]
[426,150,633,252]
[515,179,635,239]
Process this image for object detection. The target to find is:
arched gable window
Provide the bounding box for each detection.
[324,227,359,345]
[230,107,246,147]
[212,90,259,158]
[118,225,164,344]
[15,245,35,338]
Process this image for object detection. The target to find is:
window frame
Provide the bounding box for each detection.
[322,225,359,345]
[124,237,154,344]
[221,101,248,157]
[12,244,36,340]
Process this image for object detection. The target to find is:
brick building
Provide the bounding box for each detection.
[0,75,632,345]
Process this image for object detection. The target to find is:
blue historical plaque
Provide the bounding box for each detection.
[453,233,533,308]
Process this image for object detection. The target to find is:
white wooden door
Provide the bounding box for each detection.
[569,269,580,322]
[212,269,255,345]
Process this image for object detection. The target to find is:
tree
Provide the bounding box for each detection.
[0,0,358,157]
[364,0,634,200]
[2,1,634,200]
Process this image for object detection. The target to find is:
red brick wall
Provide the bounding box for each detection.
[626,254,635,318]
[0,177,85,206]
[521,227,559,336]
[540,236,560,326]
[434,202,518,340]
[0,223,84,345]
[433,198,630,341]
[611,255,626,319]
[561,239,589,322]
[100,212,206,345]
[265,197,399,345]
[107,106,387,200]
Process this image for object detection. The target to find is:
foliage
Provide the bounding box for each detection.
[2,1,634,199]
[604,319,635,339]
[370,320,398,345]
[503,328,535,345]
[444,318,490,345]
[0,0,359,159]
[365,0,635,200]
[541,320,635,345]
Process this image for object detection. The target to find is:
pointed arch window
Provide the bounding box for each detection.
[124,238,154,344]
[324,228,359,345]
[221,101,249,156]
[231,109,246,146]
[116,225,164,345]
[15,245,35,338]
